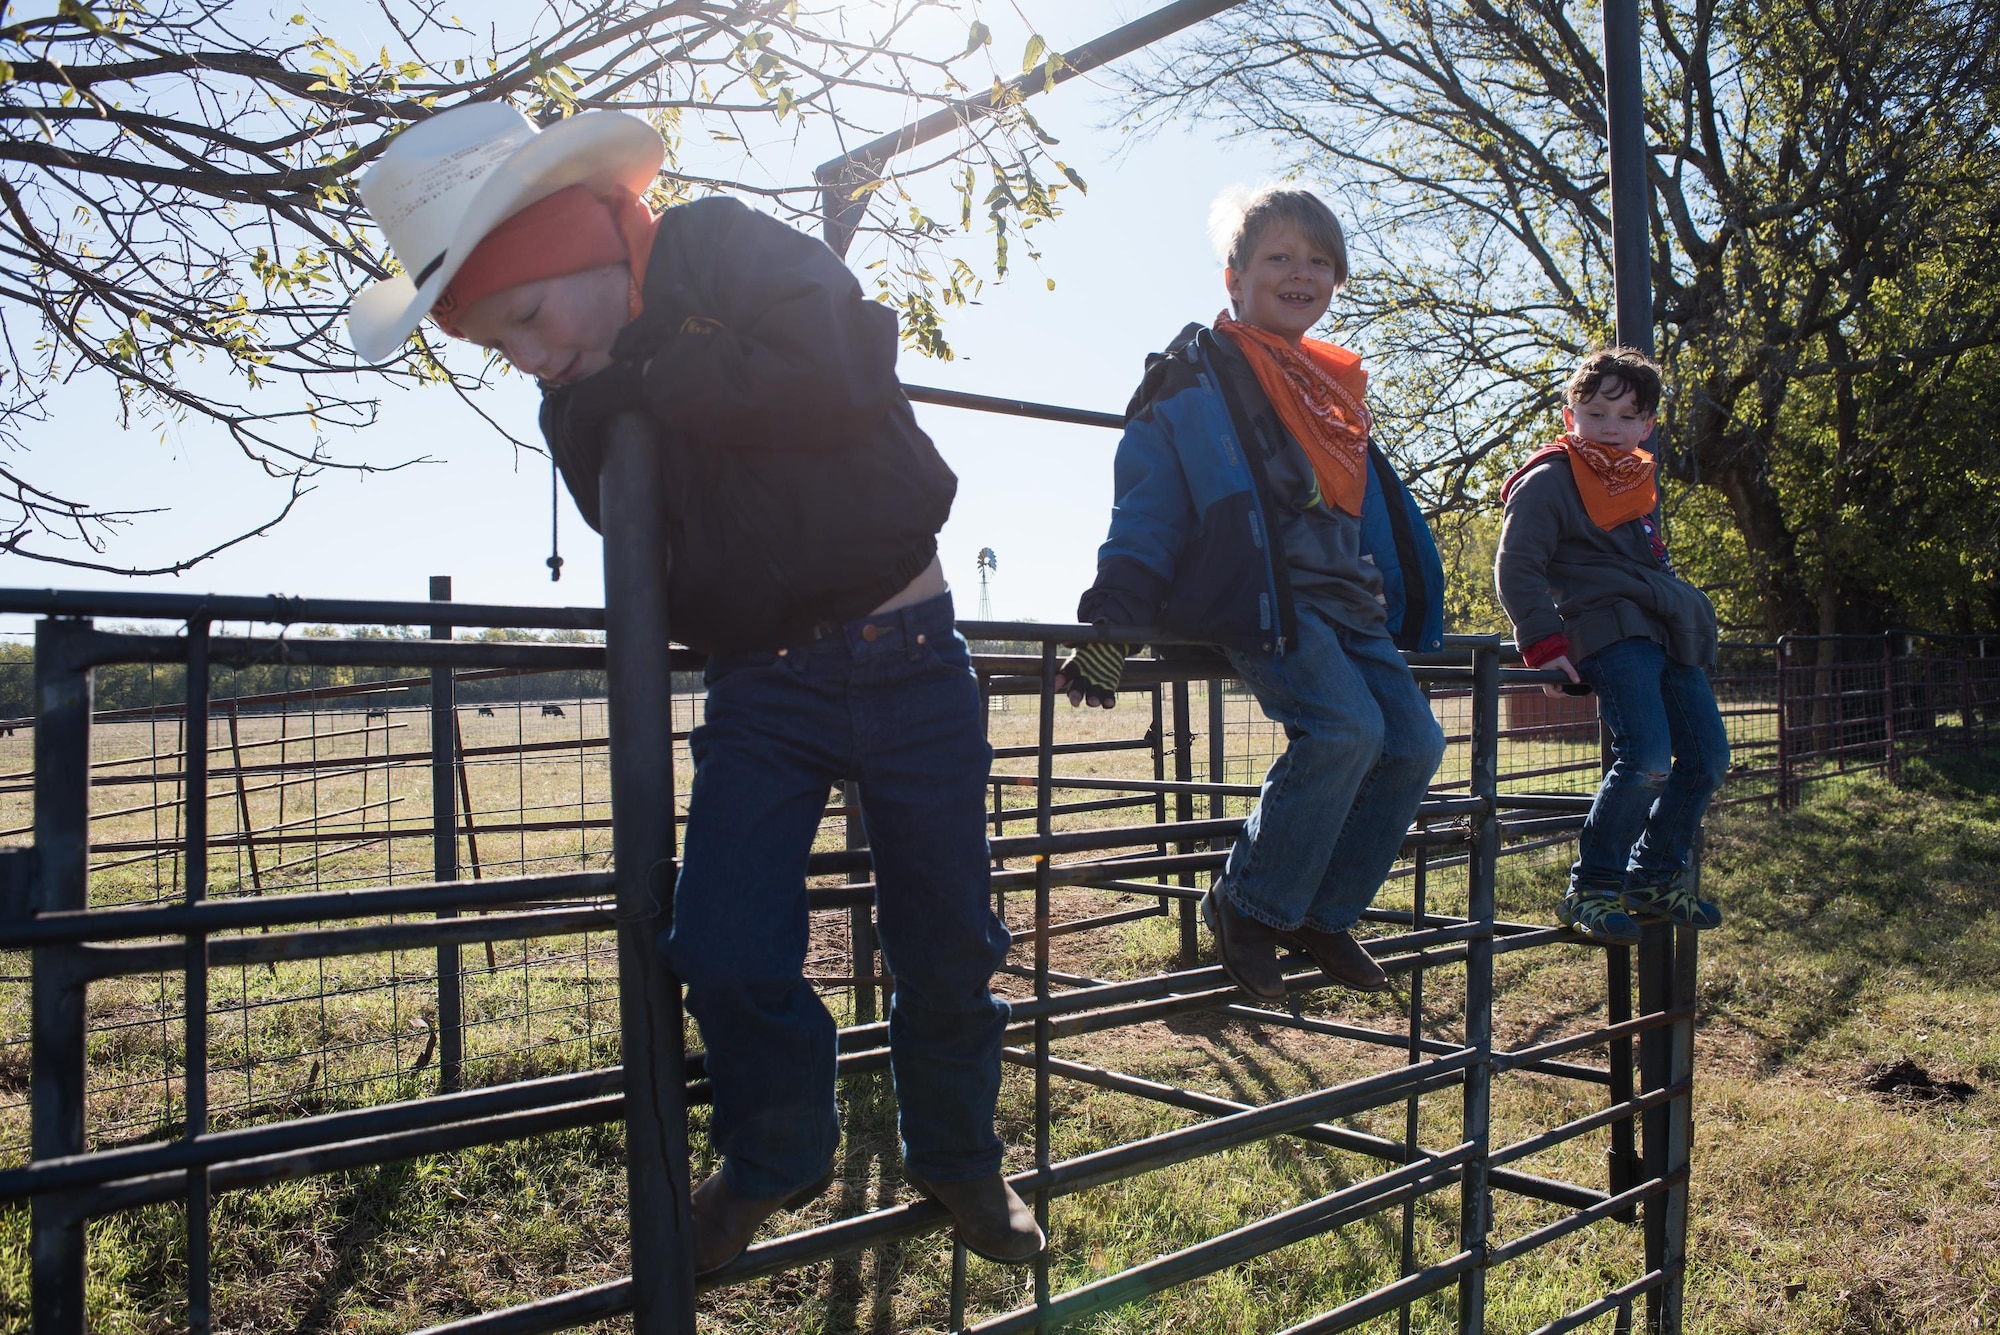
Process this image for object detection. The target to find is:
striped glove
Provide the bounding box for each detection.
[1056,642,1131,708]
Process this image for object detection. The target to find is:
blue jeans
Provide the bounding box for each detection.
[1571,636,1731,896]
[666,591,1011,1200]
[1218,607,1446,932]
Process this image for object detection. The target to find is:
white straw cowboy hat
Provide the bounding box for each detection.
[348,102,664,362]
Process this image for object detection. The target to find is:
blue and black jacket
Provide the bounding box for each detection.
[1078,323,1445,655]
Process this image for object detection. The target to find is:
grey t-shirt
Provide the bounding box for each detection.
[1218,345,1388,635]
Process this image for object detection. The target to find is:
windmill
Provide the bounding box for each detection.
[975,547,998,620]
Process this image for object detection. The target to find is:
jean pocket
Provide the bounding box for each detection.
[920,630,973,672]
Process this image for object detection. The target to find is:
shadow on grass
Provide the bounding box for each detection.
[1699,751,2000,1070]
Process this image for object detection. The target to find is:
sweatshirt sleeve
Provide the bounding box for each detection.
[1077,409,1193,627]
[630,197,901,447]
[1494,464,1570,651]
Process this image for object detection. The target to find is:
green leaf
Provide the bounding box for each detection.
[774,86,793,120]
[964,21,992,56]
[1058,163,1088,195]
[1022,34,1046,73]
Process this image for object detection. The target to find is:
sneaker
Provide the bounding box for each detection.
[1558,891,1642,946]
[1623,876,1723,929]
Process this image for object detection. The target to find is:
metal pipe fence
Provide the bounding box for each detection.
[6,579,1997,1332]
[0,562,1706,1335]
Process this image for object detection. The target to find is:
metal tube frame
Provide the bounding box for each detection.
[3,599,1699,1335]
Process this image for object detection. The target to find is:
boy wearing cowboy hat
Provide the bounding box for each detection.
[350,102,1040,1274]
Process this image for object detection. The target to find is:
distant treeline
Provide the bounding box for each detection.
[0,628,713,720]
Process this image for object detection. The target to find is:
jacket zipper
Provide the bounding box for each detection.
[1195,332,1296,655]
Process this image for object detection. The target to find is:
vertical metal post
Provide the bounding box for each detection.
[1033,643,1057,1330]
[31,618,92,1335]
[1638,922,1673,1326]
[1456,642,1499,1334]
[599,414,697,1333]
[1206,679,1226,813]
[1784,639,1800,807]
[1607,944,1639,1222]
[1961,639,1976,750]
[1603,0,1653,357]
[184,621,213,1335]
[1207,679,1226,971]
[1398,844,1428,1335]
[430,577,463,1093]
[844,780,877,1025]
[1171,682,1198,969]
[1657,925,1699,1335]
[1882,633,1900,784]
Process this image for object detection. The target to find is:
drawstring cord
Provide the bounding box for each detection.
[547,454,564,582]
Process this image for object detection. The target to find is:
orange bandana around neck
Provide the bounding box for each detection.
[1214,310,1371,517]
[1558,433,1657,530]
[431,184,658,336]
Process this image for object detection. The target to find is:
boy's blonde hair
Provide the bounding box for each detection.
[1209,185,1349,291]
[1565,347,1664,415]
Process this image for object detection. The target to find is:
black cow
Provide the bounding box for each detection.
[541,703,567,718]
[476,705,496,717]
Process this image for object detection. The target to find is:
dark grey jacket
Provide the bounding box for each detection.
[1494,455,1718,667]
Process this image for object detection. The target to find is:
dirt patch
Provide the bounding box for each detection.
[1859,1057,1976,1104]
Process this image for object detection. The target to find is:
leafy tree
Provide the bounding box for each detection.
[0,0,1078,572]
[1126,0,2000,636]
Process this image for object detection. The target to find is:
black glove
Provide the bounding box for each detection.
[1056,641,1131,707]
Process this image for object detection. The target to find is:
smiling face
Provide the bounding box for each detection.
[1563,376,1658,451]
[1224,221,1339,346]
[449,263,632,384]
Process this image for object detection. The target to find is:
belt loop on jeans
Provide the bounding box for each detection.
[901,604,922,661]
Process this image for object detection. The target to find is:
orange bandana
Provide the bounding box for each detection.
[1214,311,1371,517]
[431,184,657,335]
[1558,433,1656,529]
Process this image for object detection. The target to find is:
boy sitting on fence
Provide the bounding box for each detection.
[1494,347,1730,945]
[1060,187,1447,1006]
[346,103,1041,1273]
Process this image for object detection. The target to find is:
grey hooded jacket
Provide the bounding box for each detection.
[1494,455,1718,668]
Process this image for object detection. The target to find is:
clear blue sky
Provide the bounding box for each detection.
[1,2,1306,627]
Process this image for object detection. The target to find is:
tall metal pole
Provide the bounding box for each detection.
[599,414,697,1333]
[1456,641,1500,1334]
[1603,0,1653,358]
[31,619,92,1335]
[184,620,214,1335]
[430,577,463,1093]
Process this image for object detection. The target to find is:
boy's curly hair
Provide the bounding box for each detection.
[1564,347,1664,415]
[1210,186,1349,291]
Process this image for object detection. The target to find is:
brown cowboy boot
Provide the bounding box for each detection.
[906,1171,1045,1264]
[1202,891,1289,1006]
[1276,925,1391,992]
[689,1162,835,1275]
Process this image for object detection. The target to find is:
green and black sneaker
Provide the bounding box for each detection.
[1558,891,1642,946]
[1623,876,1723,930]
